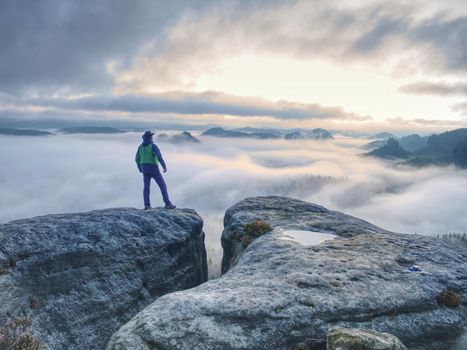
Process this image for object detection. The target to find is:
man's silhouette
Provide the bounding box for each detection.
[135,131,176,209]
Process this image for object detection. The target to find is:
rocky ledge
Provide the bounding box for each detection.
[0,207,207,350]
[107,197,466,350]
[222,196,390,273]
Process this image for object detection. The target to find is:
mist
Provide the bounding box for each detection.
[1,132,466,277]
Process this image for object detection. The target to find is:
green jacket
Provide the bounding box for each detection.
[135,144,159,166]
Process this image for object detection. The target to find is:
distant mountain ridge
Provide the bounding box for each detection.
[202,127,255,138]
[0,127,53,136]
[202,127,280,139]
[364,134,428,152]
[366,128,467,168]
[232,127,283,137]
[58,126,125,134]
[285,128,334,140]
[202,127,333,140]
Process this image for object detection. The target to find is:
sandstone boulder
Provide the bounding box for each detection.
[107,197,466,350]
[221,196,389,273]
[0,207,207,349]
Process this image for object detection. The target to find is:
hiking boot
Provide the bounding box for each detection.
[144,206,152,210]
[165,203,176,209]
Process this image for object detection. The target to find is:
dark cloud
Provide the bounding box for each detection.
[2,1,467,93]
[0,109,182,130]
[410,14,467,71]
[0,0,211,94]
[399,82,467,96]
[112,1,467,96]
[21,91,372,121]
[352,16,408,52]
[352,10,467,70]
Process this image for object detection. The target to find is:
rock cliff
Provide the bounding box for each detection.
[0,207,207,350]
[107,197,466,350]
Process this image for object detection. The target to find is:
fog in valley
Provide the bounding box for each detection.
[1,132,466,277]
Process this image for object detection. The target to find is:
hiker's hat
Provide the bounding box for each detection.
[142,130,155,139]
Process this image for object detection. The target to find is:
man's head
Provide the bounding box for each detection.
[142,130,155,141]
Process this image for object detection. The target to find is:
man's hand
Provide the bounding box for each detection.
[163,167,167,173]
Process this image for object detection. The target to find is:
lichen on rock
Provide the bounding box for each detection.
[327,327,408,350]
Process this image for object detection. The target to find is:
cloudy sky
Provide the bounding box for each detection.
[1,0,467,132]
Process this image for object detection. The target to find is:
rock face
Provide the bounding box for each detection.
[327,327,407,350]
[171,131,200,143]
[106,197,466,350]
[366,138,410,159]
[157,131,201,144]
[0,208,207,350]
[398,134,428,152]
[221,196,389,273]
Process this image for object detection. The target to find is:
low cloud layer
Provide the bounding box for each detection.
[1,133,466,277]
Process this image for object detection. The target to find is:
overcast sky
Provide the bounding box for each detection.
[1,0,467,132]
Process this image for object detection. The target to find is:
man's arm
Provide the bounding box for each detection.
[152,144,167,170]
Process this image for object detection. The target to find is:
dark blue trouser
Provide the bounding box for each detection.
[143,168,171,207]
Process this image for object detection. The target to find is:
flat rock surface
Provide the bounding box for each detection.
[107,197,466,350]
[222,196,389,273]
[0,207,207,350]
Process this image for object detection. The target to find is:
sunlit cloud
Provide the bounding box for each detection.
[386,116,467,127]
[111,0,467,126]
[19,91,371,122]
[399,81,467,96]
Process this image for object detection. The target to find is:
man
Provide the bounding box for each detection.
[135,131,176,209]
